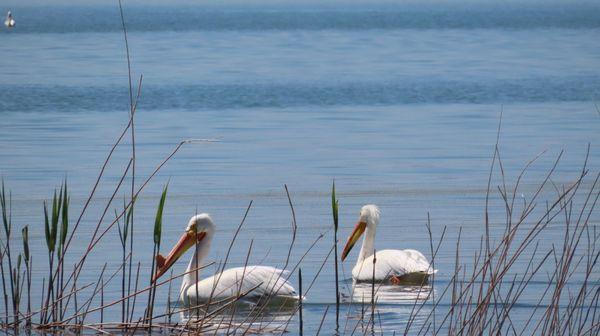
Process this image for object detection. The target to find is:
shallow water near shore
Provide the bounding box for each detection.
[1,1,599,334]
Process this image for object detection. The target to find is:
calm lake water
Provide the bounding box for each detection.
[1,1,599,334]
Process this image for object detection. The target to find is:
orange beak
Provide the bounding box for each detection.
[341,221,366,261]
[152,230,206,282]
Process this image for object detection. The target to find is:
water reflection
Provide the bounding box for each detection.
[340,284,434,334]
[177,300,296,334]
[345,283,434,304]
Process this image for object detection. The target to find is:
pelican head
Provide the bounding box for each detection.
[152,214,215,282]
[341,204,379,261]
[186,213,216,234]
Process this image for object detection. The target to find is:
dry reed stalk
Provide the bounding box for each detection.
[315,305,330,336]
[298,268,303,336]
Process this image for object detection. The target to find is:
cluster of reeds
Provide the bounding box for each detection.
[341,148,599,335]
[411,142,598,335]
[40,182,70,325]
[330,137,598,335]
[1,143,598,334]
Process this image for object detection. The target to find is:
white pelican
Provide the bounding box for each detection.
[341,205,436,285]
[153,214,299,306]
[4,11,15,28]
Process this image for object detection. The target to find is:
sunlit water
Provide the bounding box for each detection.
[0,2,599,334]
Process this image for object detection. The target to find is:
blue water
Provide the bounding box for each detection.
[0,1,599,334]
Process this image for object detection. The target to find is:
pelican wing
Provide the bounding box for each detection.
[186,266,297,303]
[352,249,436,282]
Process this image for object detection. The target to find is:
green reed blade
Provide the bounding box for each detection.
[43,201,54,252]
[51,190,60,251]
[153,184,168,246]
[332,181,339,231]
[60,181,69,250]
[21,226,29,263]
[124,198,134,243]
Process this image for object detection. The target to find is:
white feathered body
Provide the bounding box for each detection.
[184,265,297,305]
[351,249,436,282]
